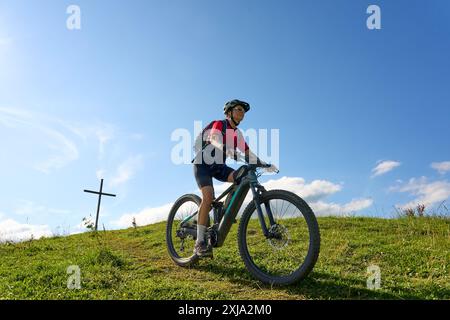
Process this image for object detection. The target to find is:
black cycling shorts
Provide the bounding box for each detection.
[193,163,235,189]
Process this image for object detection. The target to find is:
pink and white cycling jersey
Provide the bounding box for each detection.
[207,119,249,153]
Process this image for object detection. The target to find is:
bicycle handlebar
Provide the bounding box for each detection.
[234,152,279,173]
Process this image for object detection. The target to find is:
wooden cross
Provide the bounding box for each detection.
[84,179,116,231]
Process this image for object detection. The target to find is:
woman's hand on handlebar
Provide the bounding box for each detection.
[259,161,278,173]
[265,164,279,173]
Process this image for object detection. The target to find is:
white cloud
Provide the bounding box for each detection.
[60,122,121,163]
[343,198,374,212]
[217,176,372,216]
[371,160,401,178]
[260,177,371,216]
[111,202,174,228]
[431,161,450,175]
[310,198,374,216]
[14,200,46,216]
[261,176,342,202]
[110,155,144,187]
[0,107,33,127]
[44,121,117,169]
[0,219,52,242]
[0,107,79,173]
[94,125,115,160]
[14,200,70,217]
[34,127,79,173]
[63,216,96,236]
[113,176,372,229]
[0,108,124,174]
[203,176,347,216]
[390,176,450,209]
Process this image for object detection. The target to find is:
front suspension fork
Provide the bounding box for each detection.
[250,184,276,238]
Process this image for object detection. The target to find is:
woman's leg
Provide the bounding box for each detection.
[198,185,214,227]
[227,171,235,183]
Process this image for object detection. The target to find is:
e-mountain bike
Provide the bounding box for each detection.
[166,157,320,286]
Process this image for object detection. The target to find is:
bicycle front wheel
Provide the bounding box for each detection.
[238,189,320,285]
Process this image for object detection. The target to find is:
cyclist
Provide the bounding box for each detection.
[193,99,277,257]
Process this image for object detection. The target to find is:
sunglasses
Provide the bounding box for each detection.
[233,107,246,113]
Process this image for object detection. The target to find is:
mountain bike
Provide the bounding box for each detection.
[166,157,320,286]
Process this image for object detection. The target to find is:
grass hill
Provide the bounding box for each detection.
[0,217,449,300]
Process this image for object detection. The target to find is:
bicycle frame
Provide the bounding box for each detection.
[179,165,276,248]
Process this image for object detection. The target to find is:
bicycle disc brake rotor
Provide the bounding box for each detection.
[267,224,290,250]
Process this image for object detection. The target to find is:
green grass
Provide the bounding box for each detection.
[0,217,449,300]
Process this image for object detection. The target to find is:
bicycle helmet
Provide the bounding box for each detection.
[223,99,250,115]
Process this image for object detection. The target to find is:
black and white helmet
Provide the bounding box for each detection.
[223,99,250,115]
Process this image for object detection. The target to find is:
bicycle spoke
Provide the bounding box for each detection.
[170,200,198,259]
[244,196,311,279]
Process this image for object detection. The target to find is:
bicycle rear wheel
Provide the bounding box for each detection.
[238,189,320,285]
[166,194,201,267]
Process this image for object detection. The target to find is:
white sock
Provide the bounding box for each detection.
[196,224,207,244]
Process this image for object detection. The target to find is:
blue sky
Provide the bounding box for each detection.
[1,0,450,240]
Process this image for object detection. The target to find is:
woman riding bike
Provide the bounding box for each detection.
[192,99,277,257]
